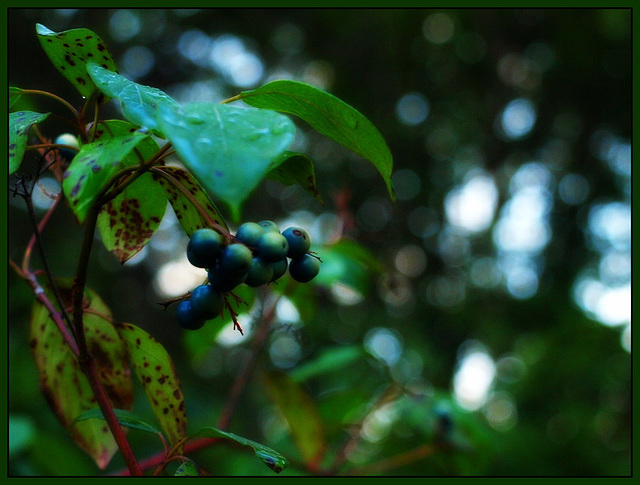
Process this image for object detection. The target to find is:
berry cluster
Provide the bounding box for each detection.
[176,220,320,331]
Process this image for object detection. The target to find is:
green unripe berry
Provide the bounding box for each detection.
[176,299,206,330]
[269,258,288,282]
[244,257,274,287]
[257,232,289,262]
[189,284,224,319]
[289,254,321,283]
[55,133,79,160]
[235,222,266,247]
[257,220,280,233]
[282,226,311,259]
[187,228,224,268]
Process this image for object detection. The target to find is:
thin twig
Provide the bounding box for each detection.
[217,289,280,430]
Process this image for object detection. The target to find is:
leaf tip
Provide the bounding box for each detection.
[35,23,54,36]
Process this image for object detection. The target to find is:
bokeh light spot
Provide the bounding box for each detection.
[395,92,430,126]
[499,98,537,140]
[423,12,455,44]
[445,173,498,233]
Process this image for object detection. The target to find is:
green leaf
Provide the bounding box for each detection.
[9,86,23,109]
[93,121,167,263]
[87,63,178,134]
[9,110,50,174]
[266,151,324,204]
[62,131,151,223]
[239,80,395,200]
[36,24,117,99]
[29,284,133,470]
[193,427,289,474]
[262,371,326,468]
[313,238,384,299]
[290,345,366,383]
[71,408,162,436]
[151,165,229,235]
[157,102,296,221]
[175,461,201,476]
[116,323,187,447]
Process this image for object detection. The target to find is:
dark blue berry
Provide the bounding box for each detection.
[257,232,289,262]
[257,220,280,233]
[244,257,274,287]
[235,222,266,247]
[210,243,253,291]
[282,226,311,259]
[176,299,206,330]
[269,258,288,282]
[190,284,224,319]
[187,228,224,268]
[289,254,321,283]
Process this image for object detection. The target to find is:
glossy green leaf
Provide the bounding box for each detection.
[239,80,395,200]
[93,121,167,262]
[87,63,178,134]
[9,110,50,174]
[266,151,324,204]
[116,322,187,447]
[151,165,229,235]
[29,285,133,470]
[313,238,384,298]
[290,345,365,383]
[62,131,151,223]
[36,24,117,99]
[157,101,295,221]
[9,86,23,109]
[71,408,162,436]
[262,371,326,468]
[193,427,289,474]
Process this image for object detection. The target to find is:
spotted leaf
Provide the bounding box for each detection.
[36,24,117,99]
[116,323,187,447]
[94,121,167,263]
[9,110,50,174]
[266,151,324,205]
[87,63,178,134]
[29,284,133,470]
[151,165,228,235]
[62,131,151,223]
[157,101,295,221]
[97,175,167,263]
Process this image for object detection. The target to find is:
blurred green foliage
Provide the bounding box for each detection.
[8,8,631,476]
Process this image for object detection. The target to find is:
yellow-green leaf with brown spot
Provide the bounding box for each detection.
[116,323,187,447]
[29,284,133,470]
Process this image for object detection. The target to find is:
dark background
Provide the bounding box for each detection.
[8,8,631,476]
